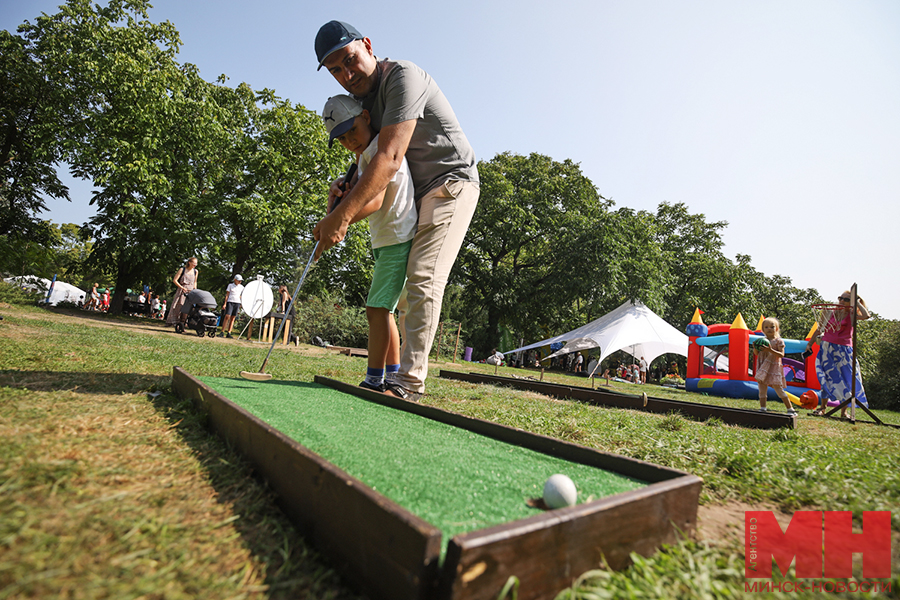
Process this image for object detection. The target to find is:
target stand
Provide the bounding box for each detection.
[237,276,274,342]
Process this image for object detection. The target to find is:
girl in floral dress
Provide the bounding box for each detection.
[754,317,796,415]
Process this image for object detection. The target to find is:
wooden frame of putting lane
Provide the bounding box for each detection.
[440,370,796,429]
[171,367,701,600]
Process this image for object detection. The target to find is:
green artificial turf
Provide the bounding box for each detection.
[200,377,647,547]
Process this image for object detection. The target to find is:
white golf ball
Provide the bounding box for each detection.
[543,474,577,509]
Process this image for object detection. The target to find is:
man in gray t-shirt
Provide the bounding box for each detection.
[358,59,478,200]
[314,21,480,398]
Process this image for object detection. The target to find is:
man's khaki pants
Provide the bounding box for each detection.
[395,179,479,393]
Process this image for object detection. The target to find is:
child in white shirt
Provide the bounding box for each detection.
[322,95,417,393]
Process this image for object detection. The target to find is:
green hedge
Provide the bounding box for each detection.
[865,320,900,412]
[293,292,369,349]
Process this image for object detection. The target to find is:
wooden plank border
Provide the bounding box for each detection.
[171,367,442,600]
[440,370,795,429]
[314,376,702,600]
[440,476,699,600]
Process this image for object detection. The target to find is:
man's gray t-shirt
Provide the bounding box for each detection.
[356,59,478,201]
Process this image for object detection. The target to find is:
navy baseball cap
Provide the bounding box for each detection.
[315,21,364,71]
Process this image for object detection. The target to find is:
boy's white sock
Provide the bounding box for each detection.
[384,364,400,384]
[365,367,385,387]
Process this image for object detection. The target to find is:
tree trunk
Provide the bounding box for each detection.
[484,305,502,356]
[110,283,127,316]
[109,253,138,315]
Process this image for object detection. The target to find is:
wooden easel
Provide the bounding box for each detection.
[259,314,292,345]
[819,283,885,427]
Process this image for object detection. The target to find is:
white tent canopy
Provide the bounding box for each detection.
[507,300,689,368]
[4,276,86,306]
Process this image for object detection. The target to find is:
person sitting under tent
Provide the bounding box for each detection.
[486,348,504,366]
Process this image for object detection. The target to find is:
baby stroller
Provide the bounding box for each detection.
[175,289,219,338]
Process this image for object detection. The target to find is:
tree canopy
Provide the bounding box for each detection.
[448,153,829,356]
[451,152,611,351]
[2,0,350,313]
[0,28,70,240]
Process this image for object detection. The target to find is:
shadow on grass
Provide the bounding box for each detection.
[146,378,363,599]
[47,307,176,333]
[0,369,166,394]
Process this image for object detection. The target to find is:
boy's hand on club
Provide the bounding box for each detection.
[328,173,356,209]
[327,179,344,212]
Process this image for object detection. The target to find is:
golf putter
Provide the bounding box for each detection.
[241,162,358,381]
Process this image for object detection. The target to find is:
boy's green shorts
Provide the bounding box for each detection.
[366,239,412,311]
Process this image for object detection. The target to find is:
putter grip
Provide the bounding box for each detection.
[330,162,358,213]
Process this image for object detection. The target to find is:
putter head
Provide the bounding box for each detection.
[240,371,273,382]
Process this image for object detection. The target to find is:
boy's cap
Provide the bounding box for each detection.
[315,21,363,71]
[234,274,243,281]
[322,95,363,147]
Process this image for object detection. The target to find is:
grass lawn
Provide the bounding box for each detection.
[1,300,899,599]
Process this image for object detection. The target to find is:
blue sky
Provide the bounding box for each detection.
[4,0,899,319]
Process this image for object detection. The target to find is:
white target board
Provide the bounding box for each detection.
[241,278,273,318]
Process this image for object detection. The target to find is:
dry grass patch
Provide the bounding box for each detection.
[0,383,361,599]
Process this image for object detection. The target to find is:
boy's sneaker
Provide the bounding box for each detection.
[359,380,385,393]
[787,409,799,417]
[758,407,768,412]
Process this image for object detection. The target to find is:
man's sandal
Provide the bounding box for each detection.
[384,383,422,403]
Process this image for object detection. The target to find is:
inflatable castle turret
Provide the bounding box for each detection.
[685,308,707,379]
[728,314,751,383]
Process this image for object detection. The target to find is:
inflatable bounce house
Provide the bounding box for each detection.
[684,308,820,403]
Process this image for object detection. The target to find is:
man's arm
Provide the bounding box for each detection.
[313,119,416,258]
[349,189,387,224]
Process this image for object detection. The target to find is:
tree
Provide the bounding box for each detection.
[744,273,821,339]
[0,220,98,289]
[646,203,821,336]
[575,207,669,320]
[201,84,361,301]
[451,152,611,354]
[17,0,236,313]
[0,29,70,240]
[7,1,352,314]
[859,318,900,411]
[650,202,735,327]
